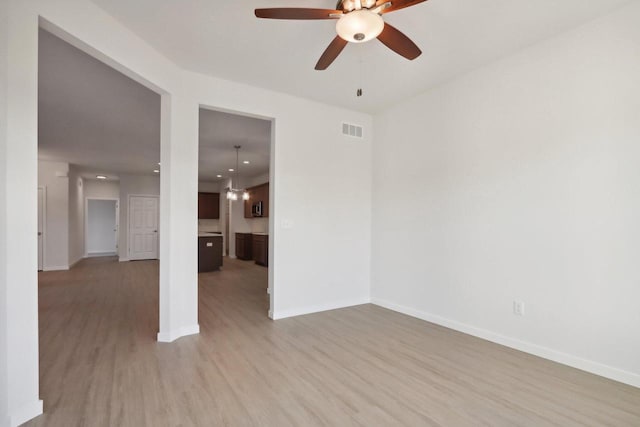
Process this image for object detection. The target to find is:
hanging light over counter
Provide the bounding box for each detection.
[226,145,250,201]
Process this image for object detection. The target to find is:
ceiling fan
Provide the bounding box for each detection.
[255,0,426,70]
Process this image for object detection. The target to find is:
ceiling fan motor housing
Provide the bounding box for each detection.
[340,0,377,12]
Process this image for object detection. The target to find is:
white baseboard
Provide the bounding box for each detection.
[118,257,130,262]
[10,399,43,427]
[371,297,640,389]
[272,297,370,320]
[86,251,117,258]
[157,324,200,343]
[43,265,68,271]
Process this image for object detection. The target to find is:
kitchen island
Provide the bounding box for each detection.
[198,232,223,272]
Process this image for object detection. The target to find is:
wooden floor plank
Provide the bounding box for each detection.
[26,256,640,426]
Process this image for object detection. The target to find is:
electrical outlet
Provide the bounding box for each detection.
[513,301,525,316]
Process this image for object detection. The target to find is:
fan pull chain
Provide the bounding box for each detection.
[357,53,363,97]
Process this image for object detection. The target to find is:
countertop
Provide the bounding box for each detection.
[198,232,223,238]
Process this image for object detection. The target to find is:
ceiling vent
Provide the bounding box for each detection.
[342,122,363,139]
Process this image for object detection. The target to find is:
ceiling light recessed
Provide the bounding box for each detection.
[157,162,161,166]
[243,160,250,164]
[153,169,160,173]
[228,168,234,172]
[96,175,107,180]
[216,174,222,178]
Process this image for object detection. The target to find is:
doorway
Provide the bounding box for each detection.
[198,107,274,318]
[85,198,119,257]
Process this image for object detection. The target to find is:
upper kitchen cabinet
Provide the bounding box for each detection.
[244,182,269,218]
[198,192,220,219]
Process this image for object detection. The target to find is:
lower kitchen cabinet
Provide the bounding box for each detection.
[252,234,268,267]
[235,233,253,261]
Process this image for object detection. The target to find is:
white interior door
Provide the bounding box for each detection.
[129,196,159,260]
[37,187,44,271]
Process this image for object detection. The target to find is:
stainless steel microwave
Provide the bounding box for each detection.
[252,201,263,217]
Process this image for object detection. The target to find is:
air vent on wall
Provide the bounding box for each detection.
[342,122,363,139]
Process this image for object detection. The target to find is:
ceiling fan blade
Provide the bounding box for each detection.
[255,8,342,20]
[376,0,427,14]
[315,36,348,70]
[377,23,422,60]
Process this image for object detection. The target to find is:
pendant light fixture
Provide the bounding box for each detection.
[226,145,250,201]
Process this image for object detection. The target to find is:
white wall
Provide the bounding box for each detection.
[67,165,84,266]
[0,0,10,424]
[4,0,42,424]
[372,2,640,388]
[84,179,119,199]
[186,66,375,318]
[118,174,159,260]
[37,160,69,270]
[86,199,117,254]
[3,0,372,423]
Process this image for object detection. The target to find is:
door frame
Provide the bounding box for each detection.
[37,186,47,271]
[84,197,120,258]
[127,194,160,260]
[198,104,276,319]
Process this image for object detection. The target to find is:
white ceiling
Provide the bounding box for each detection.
[89,0,630,114]
[39,29,161,179]
[199,109,271,183]
[39,29,270,183]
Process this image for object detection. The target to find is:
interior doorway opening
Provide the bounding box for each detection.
[37,22,163,326]
[85,198,119,258]
[197,106,274,318]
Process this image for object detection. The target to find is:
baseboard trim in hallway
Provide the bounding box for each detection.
[9,399,42,427]
[157,324,200,343]
[371,297,640,389]
[271,297,371,320]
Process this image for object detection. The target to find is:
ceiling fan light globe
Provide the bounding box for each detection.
[336,10,384,43]
[342,0,355,12]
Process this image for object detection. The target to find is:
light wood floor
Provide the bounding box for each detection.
[28,257,640,426]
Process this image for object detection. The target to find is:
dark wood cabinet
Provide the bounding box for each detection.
[198,235,222,272]
[198,192,220,219]
[235,233,253,261]
[252,234,268,267]
[244,182,269,218]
